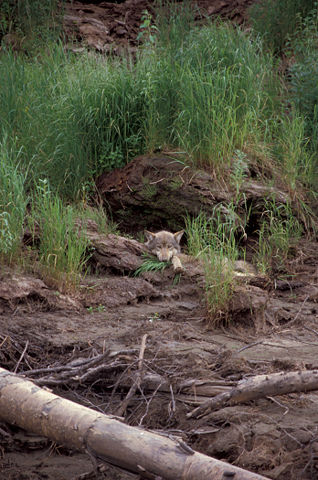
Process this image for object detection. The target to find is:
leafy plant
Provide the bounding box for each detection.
[87,304,106,314]
[147,312,161,322]
[137,10,158,47]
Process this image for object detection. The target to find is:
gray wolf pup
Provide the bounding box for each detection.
[144,230,184,272]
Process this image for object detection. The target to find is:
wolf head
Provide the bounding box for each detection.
[145,230,184,262]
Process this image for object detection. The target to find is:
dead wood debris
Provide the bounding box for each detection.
[22,348,139,387]
[115,333,148,417]
[20,344,235,411]
[188,369,318,419]
[0,366,271,480]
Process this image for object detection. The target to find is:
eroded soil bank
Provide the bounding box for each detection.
[63,0,254,55]
[1,224,318,479]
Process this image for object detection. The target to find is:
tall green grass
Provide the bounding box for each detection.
[0,0,61,49]
[0,136,27,258]
[274,114,315,189]
[0,49,145,199]
[0,3,315,201]
[29,179,89,291]
[287,4,318,155]
[255,199,303,274]
[0,11,284,200]
[185,210,239,320]
[249,0,316,54]
[143,17,279,166]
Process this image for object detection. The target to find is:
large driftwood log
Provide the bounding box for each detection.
[0,367,269,480]
[96,154,289,231]
[188,369,318,419]
[81,219,146,271]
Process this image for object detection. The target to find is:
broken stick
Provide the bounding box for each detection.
[116,334,148,416]
[188,369,318,419]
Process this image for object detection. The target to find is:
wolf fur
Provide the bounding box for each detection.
[144,230,184,272]
[144,230,257,277]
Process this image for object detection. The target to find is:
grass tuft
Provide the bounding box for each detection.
[185,211,239,321]
[29,179,89,291]
[0,136,27,259]
[255,199,303,274]
[133,254,169,276]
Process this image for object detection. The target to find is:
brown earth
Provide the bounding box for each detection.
[1,218,318,480]
[63,0,254,54]
[2,2,318,480]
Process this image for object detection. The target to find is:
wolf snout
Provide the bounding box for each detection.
[157,248,173,262]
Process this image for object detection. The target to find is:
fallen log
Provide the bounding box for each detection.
[188,369,318,419]
[75,218,146,271]
[0,367,269,480]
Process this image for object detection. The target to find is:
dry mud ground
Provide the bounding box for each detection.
[1,234,318,480]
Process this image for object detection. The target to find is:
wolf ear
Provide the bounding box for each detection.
[145,230,156,242]
[174,230,184,244]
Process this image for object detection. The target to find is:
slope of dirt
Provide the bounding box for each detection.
[1,229,318,479]
[63,0,254,53]
[95,154,290,232]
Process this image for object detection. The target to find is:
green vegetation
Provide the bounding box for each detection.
[185,211,239,320]
[249,0,316,53]
[255,200,303,274]
[0,49,145,199]
[1,4,315,195]
[288,4,318,153]
[0,136,27,259]
[134,254,169,276]
[137,9,158,47]
[0,0,62,51]
[249,1,318,166]
[29,179,89,291]
[78,205,118,236]
[87,304,106,314]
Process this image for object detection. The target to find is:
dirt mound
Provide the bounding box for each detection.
[64,0,255,53]
[95,154,290,232]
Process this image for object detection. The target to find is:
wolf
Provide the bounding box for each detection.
[144,230,185,272]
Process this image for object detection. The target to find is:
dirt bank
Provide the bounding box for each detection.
[1,223,318,479]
